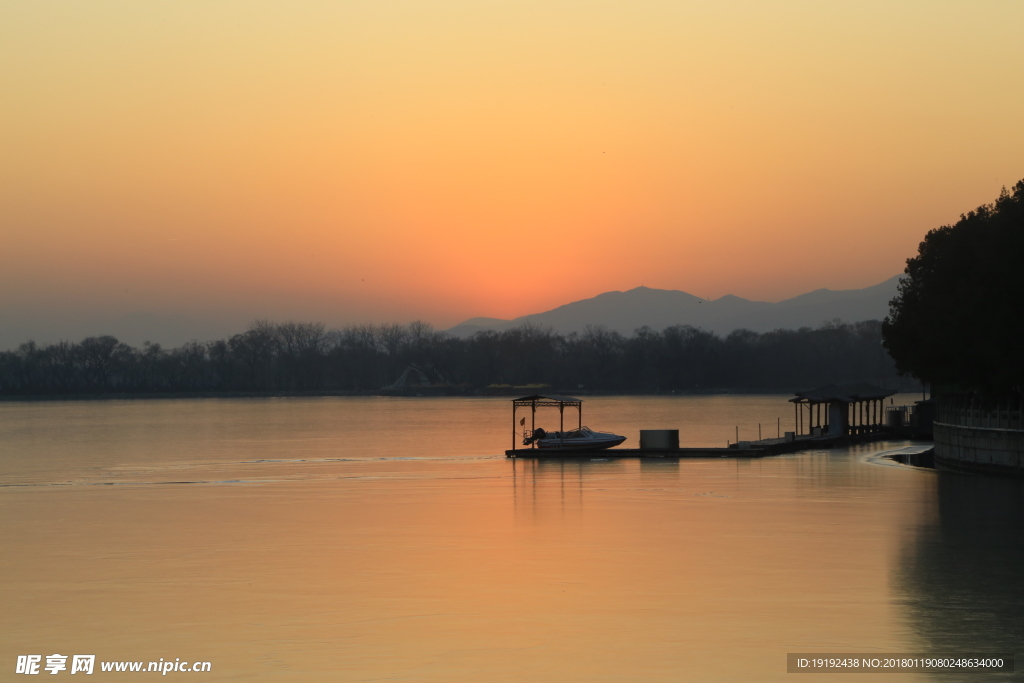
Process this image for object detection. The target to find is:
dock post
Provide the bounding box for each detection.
[531,402,536,449]
[512,404,517,451]
[559,404,564,447]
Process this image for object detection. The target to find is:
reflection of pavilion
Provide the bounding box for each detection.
[511,458,598,519]
[789,383,896,437]
[509,456,682,519]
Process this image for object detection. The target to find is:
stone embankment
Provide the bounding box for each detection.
[934,401,1024,477]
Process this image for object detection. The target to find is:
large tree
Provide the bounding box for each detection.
[882,180,1024,394]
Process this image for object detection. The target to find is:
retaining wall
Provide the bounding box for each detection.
[933,422,1024,477]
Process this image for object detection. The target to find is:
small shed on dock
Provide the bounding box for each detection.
[790,383,896,437]
[512,394,583,449]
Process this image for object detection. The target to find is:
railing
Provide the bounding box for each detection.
[936,396,1024,431]
[885,404,916,427]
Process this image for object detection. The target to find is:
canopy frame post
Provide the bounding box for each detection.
[510,394,585,453]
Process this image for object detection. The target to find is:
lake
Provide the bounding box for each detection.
[1,395,1020,681]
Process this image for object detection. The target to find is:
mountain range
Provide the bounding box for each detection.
[447,275,902,338]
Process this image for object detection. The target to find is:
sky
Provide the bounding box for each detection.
[2,0,1023,347]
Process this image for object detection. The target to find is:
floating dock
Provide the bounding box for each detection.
[505,433,890,458]
[505,446,767,458]
[503,392,899,459]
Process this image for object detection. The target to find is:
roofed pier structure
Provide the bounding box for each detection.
[511,395,583,451]
[789,383,897,437]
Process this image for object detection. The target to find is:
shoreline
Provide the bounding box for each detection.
[0,387,839,402]
[0,387,921,403]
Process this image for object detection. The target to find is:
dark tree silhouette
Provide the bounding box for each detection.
[882,180,1024,393]
[0,318,911,396]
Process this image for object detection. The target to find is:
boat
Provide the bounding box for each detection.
[524,426,627,451]
[510,394,627,453]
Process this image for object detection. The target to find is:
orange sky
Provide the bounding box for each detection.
[2,0,1023,339]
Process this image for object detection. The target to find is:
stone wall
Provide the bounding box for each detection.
[934,422,1024,477]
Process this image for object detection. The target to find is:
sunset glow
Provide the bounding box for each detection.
[2,0,1023,341]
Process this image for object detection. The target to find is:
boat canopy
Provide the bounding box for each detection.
[512,394,582,406]
[511,395,583,449]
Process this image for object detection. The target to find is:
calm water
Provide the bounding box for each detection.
[1,396,1020,681]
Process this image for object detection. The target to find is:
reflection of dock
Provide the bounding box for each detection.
[505,433,891,458]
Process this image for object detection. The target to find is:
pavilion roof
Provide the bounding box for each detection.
[790,383,896,403]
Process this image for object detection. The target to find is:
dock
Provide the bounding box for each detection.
[505,446,766,458]
[503,389,901,459]
[505,432,891,458]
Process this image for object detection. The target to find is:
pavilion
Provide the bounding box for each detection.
[789,383,897,437]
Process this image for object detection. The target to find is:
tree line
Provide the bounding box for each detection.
[0,318,909,396]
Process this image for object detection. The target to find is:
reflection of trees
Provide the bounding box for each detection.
[0,318,910,395]
[896,473,1024,666]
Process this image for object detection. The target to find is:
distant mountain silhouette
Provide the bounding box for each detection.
[447,275,901,337]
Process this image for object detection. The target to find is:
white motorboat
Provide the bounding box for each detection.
[524,426,627,451]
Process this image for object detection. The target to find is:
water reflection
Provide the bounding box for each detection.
[510,458,602,518]
[897,473,1024,677]
[639,457,681,475]
[0,397,943,681]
